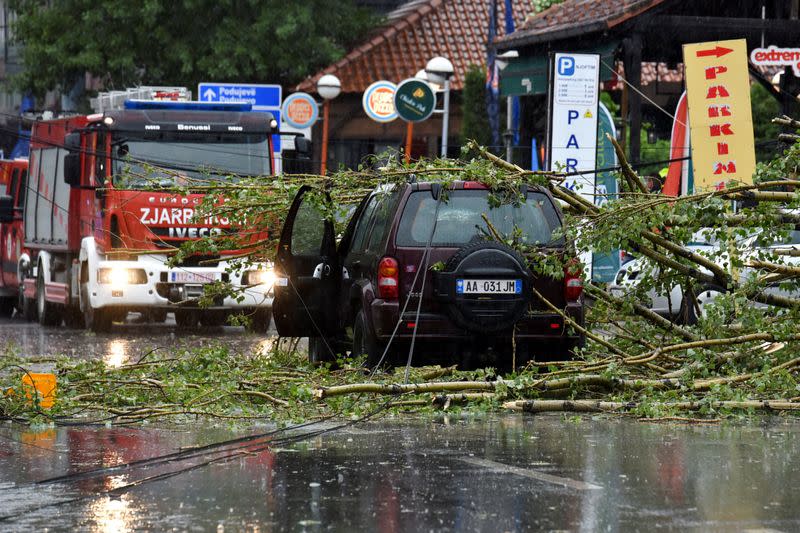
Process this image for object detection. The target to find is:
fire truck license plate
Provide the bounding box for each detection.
[456,279,522,295]
[170,272,219,283]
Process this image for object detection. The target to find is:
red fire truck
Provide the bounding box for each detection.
[8,99,279,332]
[0,158,28,317]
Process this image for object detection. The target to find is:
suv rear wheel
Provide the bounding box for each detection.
[353,310,387,368]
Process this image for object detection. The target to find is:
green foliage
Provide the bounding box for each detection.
[533,0,564,13]
[751,83,782,162]
[10,0,376,97]
[460,64,493,147]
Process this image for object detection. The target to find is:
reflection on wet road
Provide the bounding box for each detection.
[0,315,277,365]
[2,416,800,531]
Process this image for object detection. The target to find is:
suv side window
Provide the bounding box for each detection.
[366,195,394,251]
[349,195,379,253]
[291,200,325,256]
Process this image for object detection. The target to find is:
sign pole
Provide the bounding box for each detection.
[440,79,451,158]
[404,122,414,164]
[321,99,330,175]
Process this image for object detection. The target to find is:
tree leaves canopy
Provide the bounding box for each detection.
[10,0,376,97]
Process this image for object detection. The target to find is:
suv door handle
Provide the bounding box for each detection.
[312,262,331,280]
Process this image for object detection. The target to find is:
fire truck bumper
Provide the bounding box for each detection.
[89,256,274,310]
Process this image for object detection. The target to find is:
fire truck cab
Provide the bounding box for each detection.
[21,100,278,332]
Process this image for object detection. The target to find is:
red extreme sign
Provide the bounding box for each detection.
[750,46,800,77]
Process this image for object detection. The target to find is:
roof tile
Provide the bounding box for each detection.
[296,0,535,93]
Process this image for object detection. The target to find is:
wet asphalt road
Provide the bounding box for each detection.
[2,416,800,531]
[0,313,279,365]
[3,316,800,531]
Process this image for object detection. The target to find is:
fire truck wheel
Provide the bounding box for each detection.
[21,289,36,321]
[0,297,14,318]
[199,310,228,327]
[37,271,62,327]
[63,305,85,328]
[82,286,112,333]
[245,309,271,333]
[148,309,168,323]
[175,309,199,329]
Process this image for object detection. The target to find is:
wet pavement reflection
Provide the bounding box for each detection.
[0,314,278,364]
[2,416,800,531]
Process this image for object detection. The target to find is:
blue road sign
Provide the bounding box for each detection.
[198,83,282,108]
[198,82,283,151]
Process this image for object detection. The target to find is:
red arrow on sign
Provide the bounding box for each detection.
[696,46,733,58]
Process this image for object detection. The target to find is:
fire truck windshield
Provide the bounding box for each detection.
[112,134,271,188]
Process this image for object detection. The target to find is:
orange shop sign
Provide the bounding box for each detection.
[683,39,756,191]
[282,92,319,129]
[362,81,398,123]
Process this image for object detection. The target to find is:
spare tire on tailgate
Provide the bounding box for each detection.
[433,241,532,332]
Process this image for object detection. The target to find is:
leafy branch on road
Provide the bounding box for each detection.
[3,116,800,423]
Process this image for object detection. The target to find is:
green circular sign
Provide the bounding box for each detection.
[394,78,435,122]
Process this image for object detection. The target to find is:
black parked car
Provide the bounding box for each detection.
[272,180,584,368]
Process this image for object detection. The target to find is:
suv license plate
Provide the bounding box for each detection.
[457,279,522,295]
[170,272,218,283]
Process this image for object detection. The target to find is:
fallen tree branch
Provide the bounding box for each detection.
[314,380,496,399]
[585,284,699,342]
[503,399,800,413]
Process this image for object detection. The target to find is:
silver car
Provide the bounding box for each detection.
[608,228,800,323]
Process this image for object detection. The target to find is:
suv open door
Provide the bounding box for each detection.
[273,186,340,337]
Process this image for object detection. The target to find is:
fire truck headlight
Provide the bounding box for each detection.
[245,269,276,288]
[98,268,147,286]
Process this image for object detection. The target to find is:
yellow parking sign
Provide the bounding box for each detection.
[683,39,756,191]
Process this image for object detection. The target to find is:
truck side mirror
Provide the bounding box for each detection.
[64,132,81,151]
[294,137,311,158]
[0,195,13,223]
[64,153,80,187]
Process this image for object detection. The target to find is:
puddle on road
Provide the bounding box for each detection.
[1,416,800,531]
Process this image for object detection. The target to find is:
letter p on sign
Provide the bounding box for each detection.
[567,110,579,124]
[558,56,575,76]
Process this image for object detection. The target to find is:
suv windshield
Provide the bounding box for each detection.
[396,190,562,247]
[113,135,271,188]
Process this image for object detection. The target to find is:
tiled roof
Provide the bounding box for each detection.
[497,0,668,48]
[296,0,535,94]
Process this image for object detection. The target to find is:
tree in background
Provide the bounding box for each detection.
[750,82,782,162]
[532,0,564,13]
[460,64,493,148]
[10,0,375,99]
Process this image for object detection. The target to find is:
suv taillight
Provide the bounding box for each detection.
[564,261,583,301]
[377,257,399,300]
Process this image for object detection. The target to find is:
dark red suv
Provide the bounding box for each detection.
[272,180,584,368]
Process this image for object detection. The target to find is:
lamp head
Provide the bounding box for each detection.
[495,50,519,71]
[317,74,342,100]
[425,56,454,86]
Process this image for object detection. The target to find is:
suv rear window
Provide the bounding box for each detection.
[396,190,562,247]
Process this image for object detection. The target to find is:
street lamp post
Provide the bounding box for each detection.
[316,74,341,175]
[496,50,519,163]
[425,56,454,158]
